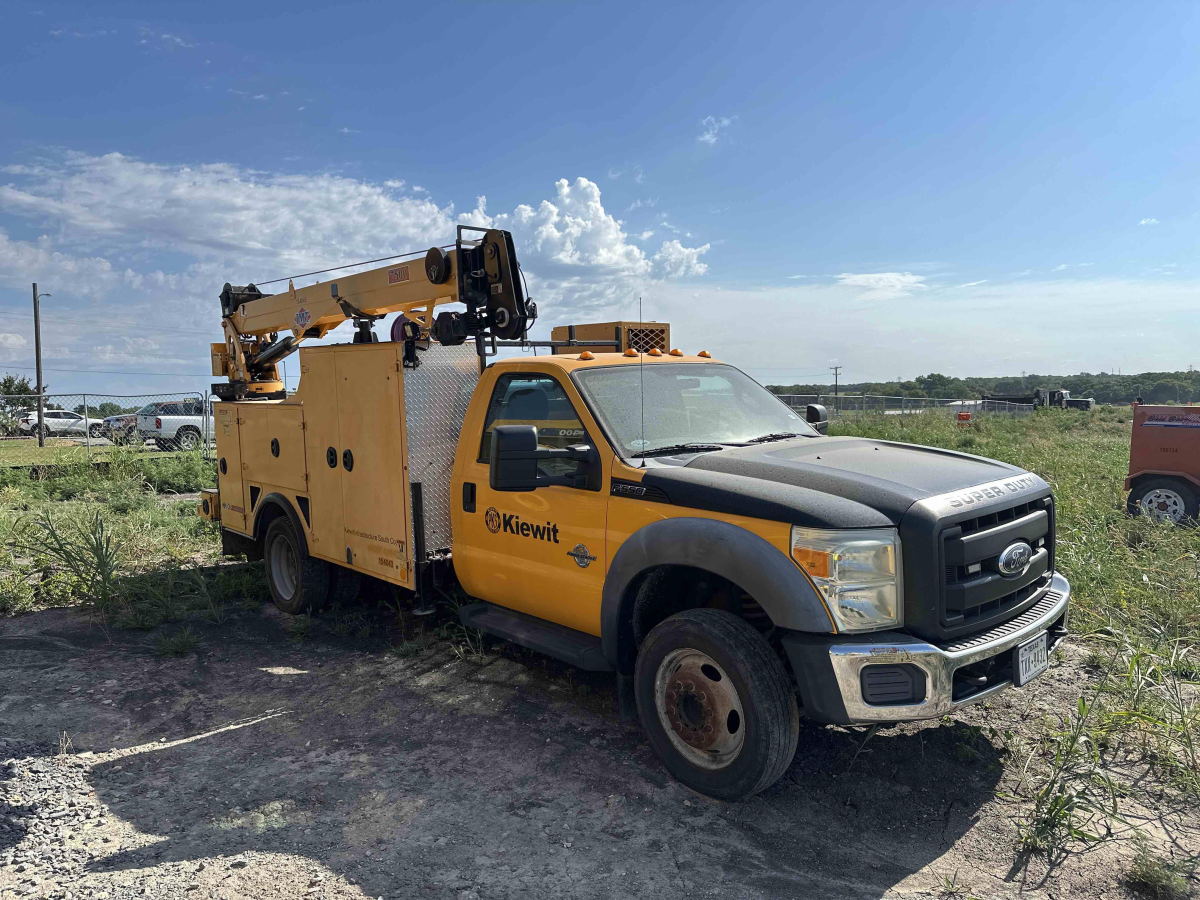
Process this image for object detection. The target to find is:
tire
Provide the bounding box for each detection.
[1128,478,1198,525]
[263,516,331,614]
[634,608,799,801]
[176,428,201,452]
[89,424,104,438]
[328,565,362,607]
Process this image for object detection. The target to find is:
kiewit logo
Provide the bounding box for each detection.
[488,511,560,543]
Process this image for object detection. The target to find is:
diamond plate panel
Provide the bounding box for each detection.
[403,343,480,554]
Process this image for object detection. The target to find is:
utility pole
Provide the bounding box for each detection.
[830,365,841,413]
[31,283,49,448]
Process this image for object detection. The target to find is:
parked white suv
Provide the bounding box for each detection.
[20,409,105,438]
[137,399,215,451]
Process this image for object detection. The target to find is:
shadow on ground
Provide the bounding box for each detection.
[2,604,1008,899]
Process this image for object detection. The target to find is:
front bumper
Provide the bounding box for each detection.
[781,572,1070,725]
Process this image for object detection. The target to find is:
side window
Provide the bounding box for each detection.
[479,373,591,479]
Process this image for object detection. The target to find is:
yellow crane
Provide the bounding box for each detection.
[210,226,534,399]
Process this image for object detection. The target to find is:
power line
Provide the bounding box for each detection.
[0,363,209,378]
[0,312,220,339]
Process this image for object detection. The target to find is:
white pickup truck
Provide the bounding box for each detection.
[137,398,215,451]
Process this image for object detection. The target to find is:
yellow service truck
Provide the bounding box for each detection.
[201,226,1070,800]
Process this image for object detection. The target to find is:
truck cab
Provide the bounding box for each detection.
[204,336,1070,801]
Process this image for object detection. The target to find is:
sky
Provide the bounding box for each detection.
[1,1,1198,397]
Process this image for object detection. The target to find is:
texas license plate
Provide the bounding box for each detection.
[1014,632,1049,686]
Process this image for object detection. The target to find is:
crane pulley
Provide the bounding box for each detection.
[211,226,535,400]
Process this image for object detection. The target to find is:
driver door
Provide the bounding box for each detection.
[456,366,611,636]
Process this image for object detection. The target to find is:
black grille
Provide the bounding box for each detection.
[940,497,1054,631]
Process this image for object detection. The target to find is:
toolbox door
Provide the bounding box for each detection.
[300,349,346,565]
[334,344,411,584]
[214,403,247,533]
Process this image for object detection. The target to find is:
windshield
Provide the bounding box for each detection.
[573,363,817,456]
[136,404,157,415]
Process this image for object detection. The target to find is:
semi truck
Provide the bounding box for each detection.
[200,226,1070,800]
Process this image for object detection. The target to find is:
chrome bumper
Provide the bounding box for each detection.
[827,572,1070,724]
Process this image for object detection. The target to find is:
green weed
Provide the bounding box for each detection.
[156,625,199,657]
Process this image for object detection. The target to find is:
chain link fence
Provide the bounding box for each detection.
[776,394,1035,418]
[0,392,215,467]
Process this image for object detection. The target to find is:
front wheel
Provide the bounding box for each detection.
[1128,478,1198,525]
[634,608,799,801]
[89,424,104,438]
[263,517,331,614]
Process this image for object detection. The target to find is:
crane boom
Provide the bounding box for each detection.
[211,226,533,400]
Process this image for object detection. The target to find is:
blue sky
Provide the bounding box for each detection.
[1,1,1197,395]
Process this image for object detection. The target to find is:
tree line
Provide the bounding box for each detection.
[767,369,1200,405]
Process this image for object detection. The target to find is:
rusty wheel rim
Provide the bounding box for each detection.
[654,648,745,770]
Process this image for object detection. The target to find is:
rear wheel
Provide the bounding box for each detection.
[263,516,331,614]
[634,608,799,801]
[88,424,104,438]
[1128,478,1198,525]
[176,427,201,451]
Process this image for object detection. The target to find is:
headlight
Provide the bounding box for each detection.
[790,526,902,632]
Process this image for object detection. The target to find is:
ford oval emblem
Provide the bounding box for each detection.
[998,541,1033,577]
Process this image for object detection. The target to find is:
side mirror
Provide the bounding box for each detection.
[806,403,829,435]
[489,425,594,492]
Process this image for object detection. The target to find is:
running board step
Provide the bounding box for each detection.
[457,602,612,672]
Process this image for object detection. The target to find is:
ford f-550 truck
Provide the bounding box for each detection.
[200,227,1070,800]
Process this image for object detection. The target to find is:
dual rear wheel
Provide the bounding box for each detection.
[262,516,360,614]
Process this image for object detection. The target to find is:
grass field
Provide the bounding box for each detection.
[0,408,1196,887]
[0,436,183,467]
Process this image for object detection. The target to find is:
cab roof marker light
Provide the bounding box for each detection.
[697,350,711,358]
[623,348,638,357]
[669,348,684,356]
[577,351,595,360]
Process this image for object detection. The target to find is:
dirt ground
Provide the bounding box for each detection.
[2,599,1196,900]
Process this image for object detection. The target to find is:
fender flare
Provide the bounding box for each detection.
[251,492,310,557]
[600,517,834,673]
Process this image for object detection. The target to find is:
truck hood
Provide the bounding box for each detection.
[636,437,1029,527]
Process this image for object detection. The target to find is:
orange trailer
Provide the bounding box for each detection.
[1126,404,1200,523]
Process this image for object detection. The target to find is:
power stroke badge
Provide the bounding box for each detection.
[567,544,597,568]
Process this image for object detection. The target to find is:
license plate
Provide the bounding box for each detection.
[1014,632,1049,687]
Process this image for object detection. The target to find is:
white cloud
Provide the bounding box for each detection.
[835,272,926,298]
[959,280,987,287]
[253,94,268,101]
[1139,218,1160,226]
[297,106,306,111]
[412,185,426,193]
[0,334,28,350]
[625,197,657,212]
[653,240,710,278]
[788,275,815,279]
[1052,264,1069,271]
[339,126,358,134]
[636,231,654,240]
[698,115,735,146]
[0,151,712,361]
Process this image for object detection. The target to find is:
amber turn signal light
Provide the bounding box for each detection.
[792,546,831,579]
